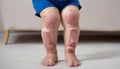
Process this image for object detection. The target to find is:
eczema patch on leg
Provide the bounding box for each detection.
[42,31,54,46]
[68,28,79,46]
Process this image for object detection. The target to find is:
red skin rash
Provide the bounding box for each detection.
[67,28,79,51]
[42,31,55,51]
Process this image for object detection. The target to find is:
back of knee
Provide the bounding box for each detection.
[64,10,79,26]
[44,14,60,29]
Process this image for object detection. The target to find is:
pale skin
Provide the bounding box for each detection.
[40,5,80,67]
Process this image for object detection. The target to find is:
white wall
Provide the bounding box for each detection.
[0,0,120,32]
[0,0,3,33]
[80,0,120,31]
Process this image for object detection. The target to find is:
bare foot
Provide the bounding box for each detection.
[65,50,80,67]
[41,54,58,66]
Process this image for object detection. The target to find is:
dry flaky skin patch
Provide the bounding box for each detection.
[64,27,79,51]
[41,29,57,53]
[42,31,54,48]
[68,28,79,46]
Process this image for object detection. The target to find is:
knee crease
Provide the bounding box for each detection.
[44,14,60,29]
[65,10,79,25]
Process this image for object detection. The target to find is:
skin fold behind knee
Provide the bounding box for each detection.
[43,14,60,30]
[63,9,79,27]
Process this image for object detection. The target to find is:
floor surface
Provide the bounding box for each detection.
[0,32,120,69]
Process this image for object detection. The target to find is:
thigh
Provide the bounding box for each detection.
[40,7,60,19]
[32,0,60,17]
[61,5,79,17]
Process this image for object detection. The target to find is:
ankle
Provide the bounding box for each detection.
[47,49,58,56]
[65,42,76,53]
[65,47,75,54]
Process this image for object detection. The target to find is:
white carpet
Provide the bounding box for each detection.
[0,32,120,69]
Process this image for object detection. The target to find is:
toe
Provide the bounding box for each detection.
[68,63,74,67]
[67,60,74,67]
[48,60,55,66]
[41,60,49,66]
[74,60,80,67]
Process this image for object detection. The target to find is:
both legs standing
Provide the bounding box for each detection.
[40,5,80,67]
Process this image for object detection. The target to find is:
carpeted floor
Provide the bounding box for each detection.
[0,32,120,69]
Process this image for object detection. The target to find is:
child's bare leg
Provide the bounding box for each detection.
[61,5,80,67]
[40,7,60,66]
